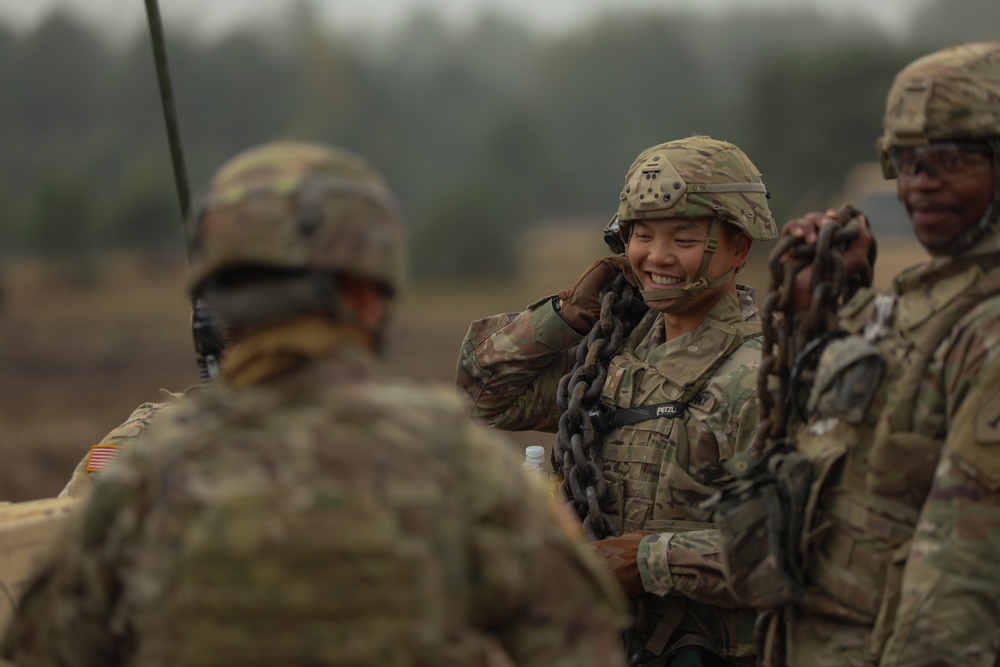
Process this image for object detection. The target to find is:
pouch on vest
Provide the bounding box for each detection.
[712,442,813,608]
[807,335,884,423]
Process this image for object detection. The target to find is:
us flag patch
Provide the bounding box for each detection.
[86,445,123,472]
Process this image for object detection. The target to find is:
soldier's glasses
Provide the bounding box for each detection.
[890,143,993,181]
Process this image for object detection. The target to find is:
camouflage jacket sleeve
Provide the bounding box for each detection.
[456,297,583,432]
[457,419,629,666]
[636,529,741,608]
[2,447,154,666]
[877,298,1000,667]
[879,350,1000,667]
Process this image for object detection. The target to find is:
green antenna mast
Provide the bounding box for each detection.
[143,0,223,381]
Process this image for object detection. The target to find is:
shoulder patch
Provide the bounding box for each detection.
[86,444,123,472]
[948,362,1000,490]
[974,382,1000,445]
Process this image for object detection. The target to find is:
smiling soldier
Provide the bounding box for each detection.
[457,135,777,667]
[715,42,1000,667]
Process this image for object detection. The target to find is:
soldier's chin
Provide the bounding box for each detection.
[643,295,680,312]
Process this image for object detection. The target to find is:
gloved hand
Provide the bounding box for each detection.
[590,530,651,597]
[556,255,637,334]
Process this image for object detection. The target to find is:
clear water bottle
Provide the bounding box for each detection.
[522,445,547,475]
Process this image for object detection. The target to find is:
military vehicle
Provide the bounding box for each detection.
[0,498,75,633]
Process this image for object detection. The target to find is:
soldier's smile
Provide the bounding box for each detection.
[898,159,994,252]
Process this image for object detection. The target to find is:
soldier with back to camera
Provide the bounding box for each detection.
[2,140,628,667]
[457,135,777,667]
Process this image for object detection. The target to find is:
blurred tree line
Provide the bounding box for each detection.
[0,0,997,284]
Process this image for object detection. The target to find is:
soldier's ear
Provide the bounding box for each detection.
[732,233,752,270]
[339,278,389,334]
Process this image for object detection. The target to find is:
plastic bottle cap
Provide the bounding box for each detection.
[525,446,545,459]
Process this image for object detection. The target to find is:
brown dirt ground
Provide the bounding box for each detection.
[0,225,927,501]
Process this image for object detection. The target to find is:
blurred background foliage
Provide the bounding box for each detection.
[0,0,997,284]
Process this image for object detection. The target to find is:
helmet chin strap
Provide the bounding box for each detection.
[639,217,734,312]
[936,137,1000,256]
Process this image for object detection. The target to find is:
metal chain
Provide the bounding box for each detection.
[753,204,875,453]
[553,273,645,542]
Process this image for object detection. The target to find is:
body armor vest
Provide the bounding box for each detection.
[792,251,1000,658]
[598,311,763,664]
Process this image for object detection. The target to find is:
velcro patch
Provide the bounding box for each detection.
[86,445,123,472]
[689,390,719,413]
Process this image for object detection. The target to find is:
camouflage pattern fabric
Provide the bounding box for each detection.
[784,232,1000,667]
[57,390,188,499]
[458,285,762,663]
[188,141,405,296]
[637,529,738,608]
[877,328,1000,667]
[616,137,776,242]
[878,42,1000,155]
[3,316,628,667]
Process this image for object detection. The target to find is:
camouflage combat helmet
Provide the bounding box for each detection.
[608,136,776,307]
[187,141,404,327]
[877,42,1000,254]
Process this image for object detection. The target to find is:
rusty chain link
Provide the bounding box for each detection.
[750,204,876,664]
[553,272,645,542]
[753,203,876,452]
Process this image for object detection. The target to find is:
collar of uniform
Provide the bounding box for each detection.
[221,315,375,390]
[953,227,1000,259]
[735,284,759,322]
[644,288,750,365]
[703,287,751,328]
[906,228,1000,279]
[894,230,1000,293]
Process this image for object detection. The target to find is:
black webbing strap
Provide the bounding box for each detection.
[605,401,688,428]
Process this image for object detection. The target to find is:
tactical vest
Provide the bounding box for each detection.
[597,311,763,664]
[122,352,495,667]
[791,251,1000,660]
[133,477,425,667]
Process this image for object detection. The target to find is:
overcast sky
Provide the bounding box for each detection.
[0,0,929,42]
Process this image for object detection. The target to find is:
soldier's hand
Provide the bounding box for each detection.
[557,255,636,334]
[781,209,874,312]
[840,210,875,281]
[781,209,831,246]
[590,530,650,597]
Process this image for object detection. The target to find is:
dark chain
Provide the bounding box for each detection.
[753,204,876,453]
[553,273,645,542]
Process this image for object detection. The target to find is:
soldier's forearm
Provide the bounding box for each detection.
[638,529,742,608]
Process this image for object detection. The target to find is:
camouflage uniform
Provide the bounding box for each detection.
[58,390,188,499]
[458,137,777,665]
[881,344,1000,666]
[759,43,1000,666]
[2,141,628,667]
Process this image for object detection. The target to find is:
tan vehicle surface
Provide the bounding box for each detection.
[0,498,75,635]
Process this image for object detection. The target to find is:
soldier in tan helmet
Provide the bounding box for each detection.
[457,135,777,667]
[716,42,1000,667]
[1,140,628,667]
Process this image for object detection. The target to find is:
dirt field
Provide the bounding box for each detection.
[0,224,928,501]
